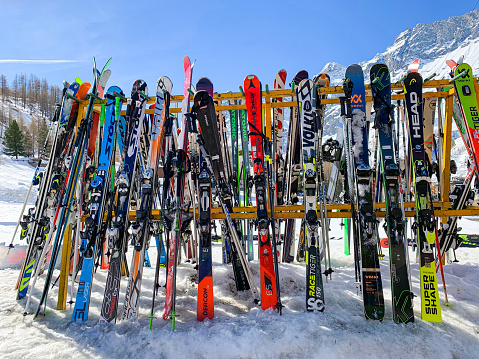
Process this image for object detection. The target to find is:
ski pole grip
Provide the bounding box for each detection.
[424,73,436,83]
[66,93,82,103]
[339,97,346,117]
[395,75,406,85]
[113,91,127,101]
[114,97,121,123]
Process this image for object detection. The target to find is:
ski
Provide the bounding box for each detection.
[148,77,174,328]
[196,160,214,321]
[297,78,325,312]
[370,63,414,323]
[122,76,173,322]
[283,70,308,263]
[403,71,442,322]
[72,85,124,322]
[272,69,287,262]
[342,65,384,320]
[239,106,254,261]
[193,90,260,304]
[438,62,477,255]
[99,80,148,323]
[244,74,278,311]
[163,56,192,329]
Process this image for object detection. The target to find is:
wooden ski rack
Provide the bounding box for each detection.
[78,78,479,221]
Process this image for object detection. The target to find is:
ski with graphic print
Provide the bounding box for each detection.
[98,80,148,323]
[244,74,278,311]
[297,78,325,312]
[370,63,413,323]
[403,71,442,322]
[344,64,384,320]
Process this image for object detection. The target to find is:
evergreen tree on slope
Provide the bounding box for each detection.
[3,119,26,159]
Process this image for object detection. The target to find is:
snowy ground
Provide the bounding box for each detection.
[1,156,479,359]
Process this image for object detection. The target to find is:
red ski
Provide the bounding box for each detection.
[244,74,277,310]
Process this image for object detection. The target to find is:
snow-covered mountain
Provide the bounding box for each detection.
[322,9,479,85]
[316,9,479,177]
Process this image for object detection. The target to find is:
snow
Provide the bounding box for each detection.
[1,154,479,358]
[0,155,36,205]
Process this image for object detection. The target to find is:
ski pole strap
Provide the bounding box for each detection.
[113,91,127,101]
[424,73,436,83]
[339,97,346,117]
[395,75,406,85]
[65,92,81,103]
[90,93,102,101]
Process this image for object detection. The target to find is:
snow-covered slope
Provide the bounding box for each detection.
[1,98,38,127]
[0,158,479,358]
[0,154,36,204]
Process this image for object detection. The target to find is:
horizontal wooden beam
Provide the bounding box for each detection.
[94,78,478,116]
[112,201,467,221]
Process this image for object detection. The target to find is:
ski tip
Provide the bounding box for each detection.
[183,56,191,69]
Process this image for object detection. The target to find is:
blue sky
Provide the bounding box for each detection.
[1,0,477,95]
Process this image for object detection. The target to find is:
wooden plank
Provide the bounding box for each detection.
[56,224,72,310]
[105,79,465,116]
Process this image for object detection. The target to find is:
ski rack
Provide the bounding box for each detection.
[77,78,479,223]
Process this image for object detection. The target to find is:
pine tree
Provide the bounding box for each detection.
[3,120,26,159]
[24,119,36,157]
[36,117,50,157]
[0,74,8,100]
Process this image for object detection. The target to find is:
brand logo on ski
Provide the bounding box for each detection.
[301,101,315,150]
[409,92,421,138]
[202,287,209,315]
[202,113,209,127]
[458,68,470,78]
[104,120,115,156]
[351,94,362,104]
[468,106,479,128]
